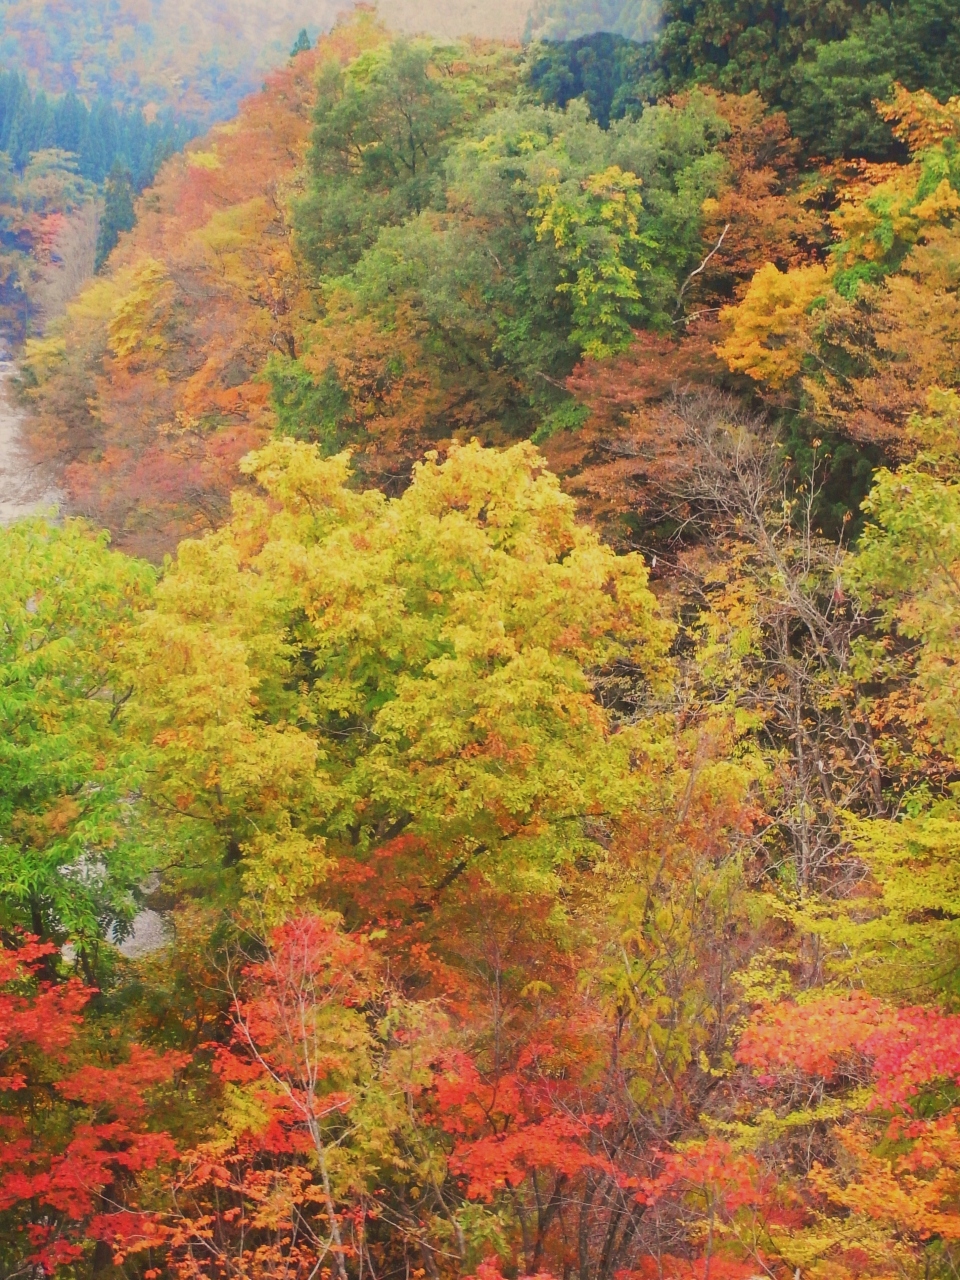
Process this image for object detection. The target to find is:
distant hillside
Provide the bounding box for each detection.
[0,0,534,122]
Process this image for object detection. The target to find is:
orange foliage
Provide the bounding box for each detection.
[740,994,960,1111]
[879,83,960,154]
[819,227,960,446]
[698,91,821,300]
[436,1049,613,1201]
[25,13,387,557]
[543,328,726,542]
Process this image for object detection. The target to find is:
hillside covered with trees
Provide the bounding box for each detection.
[0,70,194,339]
[1,1,532,346]
[0,0,534,123]
[529,0,960,159]
[5,4,960,1280]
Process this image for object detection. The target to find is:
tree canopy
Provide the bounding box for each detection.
[9,8,960,1280]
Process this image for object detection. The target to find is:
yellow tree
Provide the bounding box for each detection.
[131,437,675,927]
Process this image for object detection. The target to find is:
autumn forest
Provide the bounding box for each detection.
[4,1,960,1277]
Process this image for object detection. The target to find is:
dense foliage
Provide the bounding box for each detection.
[0,69,192,185]
[0,69,194,334]
[529,0,960,159]
[19,14,818,551]
[0,0,340,121]
[7,6,960,1280]
[526,33,648,128]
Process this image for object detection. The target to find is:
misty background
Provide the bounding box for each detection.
[0,0,665,125]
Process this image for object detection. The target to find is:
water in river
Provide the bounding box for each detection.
[0,360,60,523]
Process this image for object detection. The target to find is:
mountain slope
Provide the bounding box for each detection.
[0,0,534,122]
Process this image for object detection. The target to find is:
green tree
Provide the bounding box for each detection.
[296,40,464,275]
[290,27,311,57]
[526,32,647,127]
[850,390,960,764]
[534,163,657,358]
[787,31,899,160]
[96,163,136,270]
[756,392,960,1005]
[547,0,960,159]
[787,2,960,157]
[289,85,732,453]
[0,520,155,972]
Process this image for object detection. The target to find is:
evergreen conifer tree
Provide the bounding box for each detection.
[96,164,136,270]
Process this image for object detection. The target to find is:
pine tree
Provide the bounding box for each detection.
[290,28,311,57]
[96,164,136,270]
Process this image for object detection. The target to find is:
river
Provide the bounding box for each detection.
[0,359,61,522]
